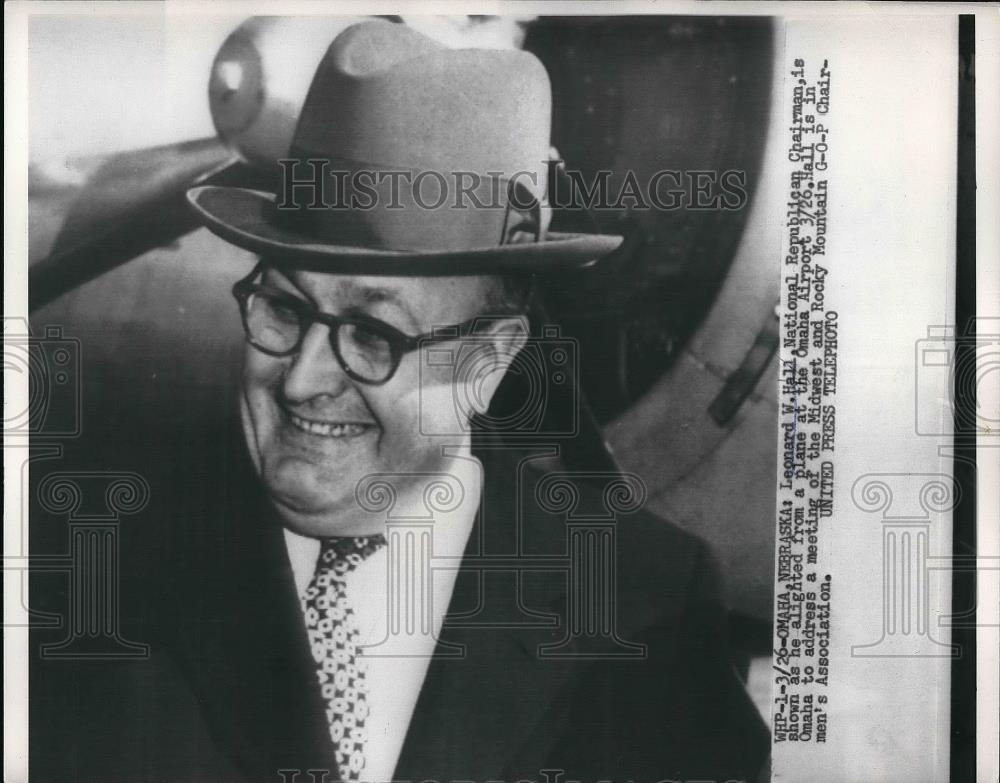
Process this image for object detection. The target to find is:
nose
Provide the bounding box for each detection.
[281,323,351,403]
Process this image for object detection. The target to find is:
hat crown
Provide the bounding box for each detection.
[329,19,440,76]
[292,20,551,190]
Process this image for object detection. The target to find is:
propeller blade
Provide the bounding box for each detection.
[29,138,246,310]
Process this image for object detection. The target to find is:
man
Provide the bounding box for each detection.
[31,19,768,783]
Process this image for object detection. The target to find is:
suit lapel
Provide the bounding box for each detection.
[393,445,683,781]
[165,436,334,780]
[394,448,583,782]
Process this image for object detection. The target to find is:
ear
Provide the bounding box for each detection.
[463,316,529,416]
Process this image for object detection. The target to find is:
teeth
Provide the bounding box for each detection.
[289,414,369,438]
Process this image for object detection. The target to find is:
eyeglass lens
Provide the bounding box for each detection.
[243,291,397,382]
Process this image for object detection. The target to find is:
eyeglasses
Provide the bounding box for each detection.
[232,264,480,385]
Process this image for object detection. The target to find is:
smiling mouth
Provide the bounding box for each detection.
[287,412,374,438]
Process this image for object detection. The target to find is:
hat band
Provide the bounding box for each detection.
[271,153,544,253]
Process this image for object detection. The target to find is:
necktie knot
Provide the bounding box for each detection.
[317,534,387,578]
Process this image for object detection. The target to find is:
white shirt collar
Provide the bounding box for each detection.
[282,447,482,597]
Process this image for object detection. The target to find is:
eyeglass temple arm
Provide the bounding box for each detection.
[399,317,485,352]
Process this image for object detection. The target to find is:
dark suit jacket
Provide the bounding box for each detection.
[31,417,768,783]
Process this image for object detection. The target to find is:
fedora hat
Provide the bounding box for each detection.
[187,19,622,273]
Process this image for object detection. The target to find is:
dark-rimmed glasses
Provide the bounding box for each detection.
[232,264,480,385]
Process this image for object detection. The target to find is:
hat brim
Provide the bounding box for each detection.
[187,186,623,274]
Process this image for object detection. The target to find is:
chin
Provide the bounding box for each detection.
[278,508,384,539]
[262,459,380,538]
[267,489,384,538]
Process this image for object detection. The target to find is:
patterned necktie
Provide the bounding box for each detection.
[302,535,387,783]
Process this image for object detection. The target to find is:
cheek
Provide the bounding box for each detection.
[369,365,454,457]
[242,352,286,423]
[406,360,478,436]
[245,348,284,386]
[368,384,421,446]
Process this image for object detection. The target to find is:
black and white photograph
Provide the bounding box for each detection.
[4,4,997,783]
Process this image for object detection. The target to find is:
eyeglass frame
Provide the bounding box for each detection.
[231,262,485,386]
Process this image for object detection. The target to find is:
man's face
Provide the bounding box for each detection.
[240,265,519,537]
